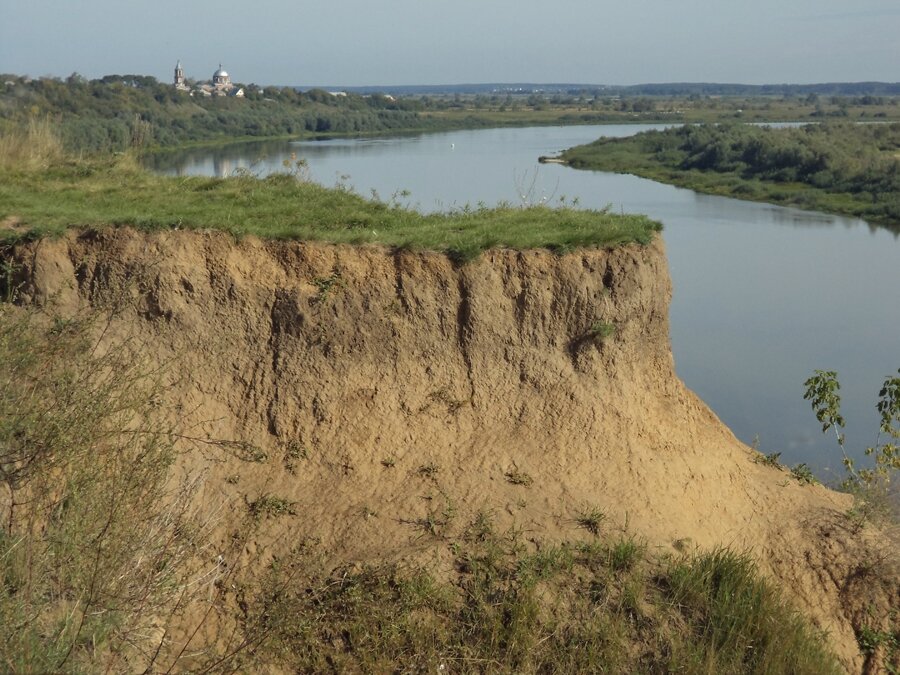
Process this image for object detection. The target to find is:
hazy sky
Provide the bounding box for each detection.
[2,0,898,86]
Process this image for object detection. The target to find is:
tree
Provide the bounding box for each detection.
[804,369,900,521]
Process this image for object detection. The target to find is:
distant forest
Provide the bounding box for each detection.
[2,73,899,155]
[0,74,442,154]
[326,82,900,97]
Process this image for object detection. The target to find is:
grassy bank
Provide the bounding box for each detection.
[239,528,841,674]
[560,122,900,230]
[0,126,661,261]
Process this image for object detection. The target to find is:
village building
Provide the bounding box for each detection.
[173,61,244,98]
[174,60,188,91]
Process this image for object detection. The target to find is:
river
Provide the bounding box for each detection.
[146,125,900,478]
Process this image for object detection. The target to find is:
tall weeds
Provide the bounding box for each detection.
[0,304,216,671]
[0,117,64,171]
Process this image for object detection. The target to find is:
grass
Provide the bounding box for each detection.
[282,440,308,474]
[504,467,534,486]
[665,549,841,673]
[576,506,607,536]
[0,117,65,171]
[0,137,662,262]
[588,319,617,341]
[0,303,213,672]
[608,536,645,573]
[238,524,841,674]
[248,494,298,519]
[418,462,440,479]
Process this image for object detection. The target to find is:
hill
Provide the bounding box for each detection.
[2,226,896,671]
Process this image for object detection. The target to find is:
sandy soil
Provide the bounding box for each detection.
[8,227,898,671]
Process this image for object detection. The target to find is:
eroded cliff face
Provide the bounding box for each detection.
[8,228,897,670]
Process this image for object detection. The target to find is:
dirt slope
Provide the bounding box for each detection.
[9,228,898,671]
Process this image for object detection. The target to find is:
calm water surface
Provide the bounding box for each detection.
[148,125,900,477]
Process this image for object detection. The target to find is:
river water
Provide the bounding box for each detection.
[146,125,900,478]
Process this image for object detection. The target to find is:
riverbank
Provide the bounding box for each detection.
[6,73,900,157]
[2,123,899,673]
[4,226,897,672]
[0,154,661,262]
[559,122,900,231]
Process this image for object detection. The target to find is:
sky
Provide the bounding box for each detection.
[2,0,898,86]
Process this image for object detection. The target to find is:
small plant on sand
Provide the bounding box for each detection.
[418,462,440,479]
[576,506,607,536]
[754,451,783,469]
[310,271,345,303]
[248,494,297,520]
[283,440,308,474]
[790,463,817,485]
[406,498,456,538]
[588,320,617,342]
[855,618,899,664]
[505,467,534,486]
[608,537,645,573]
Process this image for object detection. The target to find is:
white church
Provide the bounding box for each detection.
[174,61,244,98]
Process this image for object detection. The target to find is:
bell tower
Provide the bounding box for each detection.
[174,60,186,89]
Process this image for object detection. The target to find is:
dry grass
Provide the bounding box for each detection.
[0,303,227,672]
[237,526,841,674]
[0,117,65,171]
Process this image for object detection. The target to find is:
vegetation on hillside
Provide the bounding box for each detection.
[3,73,899,155]
[239,527,842,674]
[0,121,662,261]
[0,305,205,672]
[0,74,430,153]
[561,121,900,228]
[804,368,900,525]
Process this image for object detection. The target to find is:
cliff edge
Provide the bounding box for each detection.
[8,227,898,671]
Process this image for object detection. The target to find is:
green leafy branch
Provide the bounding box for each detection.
[803,368,900,502]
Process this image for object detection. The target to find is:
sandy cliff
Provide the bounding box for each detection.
[8,227,898,670]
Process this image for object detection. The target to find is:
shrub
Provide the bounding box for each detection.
[0,305,215,671]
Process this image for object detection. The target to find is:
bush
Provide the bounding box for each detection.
[0,304,213,671]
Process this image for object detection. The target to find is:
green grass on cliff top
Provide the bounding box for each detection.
[0,155,661,260]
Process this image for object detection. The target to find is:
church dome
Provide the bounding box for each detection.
[213,66,229,79]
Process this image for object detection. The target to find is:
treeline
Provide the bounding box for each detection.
[320,82,900,97]
[564,122,900,225]
[609,82,900,97]
[667,123,899,215]
[0,74,440,154]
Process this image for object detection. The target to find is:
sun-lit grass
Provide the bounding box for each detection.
[0,154,661,259]
[239,525,841,674]
[664,549,842,673]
